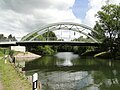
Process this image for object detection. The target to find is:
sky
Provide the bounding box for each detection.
[0,0,120,40]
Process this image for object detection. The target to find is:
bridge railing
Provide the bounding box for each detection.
[31,37,95,43]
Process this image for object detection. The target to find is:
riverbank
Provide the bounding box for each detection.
[14,52,41,61]
[0,58,32,90]
[0,58,4,90]
[80,50,120,60]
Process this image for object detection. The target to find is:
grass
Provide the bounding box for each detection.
[0,48,10,57]
[0,58,32,90]
[0,49,4,57]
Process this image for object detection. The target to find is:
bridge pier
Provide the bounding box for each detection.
[10,46,26,52]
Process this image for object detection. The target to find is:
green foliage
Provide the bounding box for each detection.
[30,45,89,56]
[0,59,31,90]
[92,4,120,58]
[0,34,7,41]
[55,45,88,55]
[73,46,79,54]
[9,50,15,57]
[25,32,38,41]
[0,48,4,56]
[72,36,94,43]
[57,39,64,41]
[77,46,87,55]
[55,45,73,52]
[0,34,17,41]
[93,22,105,41]
[23,31,57,41]
[43,46,55,55]
[37,35,46,41]
[26,30,97,56]
[7,34,17,41]
[22,29,96,56]
[73,46,87,55]
[95,4,120,41]
[30,45,55,55]
[43,31,57,41]
[0,48,10,56]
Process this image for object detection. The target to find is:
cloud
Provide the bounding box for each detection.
[0,0,81,38]
[83,0,106,27]
[109,0,120,4]
[83,0,120,28]
[1,0,74,14]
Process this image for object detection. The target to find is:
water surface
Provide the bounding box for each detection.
[17,52,120,90]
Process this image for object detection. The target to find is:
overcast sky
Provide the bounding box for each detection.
[0,0,120,39]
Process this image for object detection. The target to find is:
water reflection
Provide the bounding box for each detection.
[16,52,120,90]
[55,52,79,66]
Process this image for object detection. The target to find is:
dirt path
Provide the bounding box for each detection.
[0,81,4,90]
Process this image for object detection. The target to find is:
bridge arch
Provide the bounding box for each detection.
[21,22,100,43]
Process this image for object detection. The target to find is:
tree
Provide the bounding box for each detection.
[92,22,106,41]
[0,34,4,41]
[8,34,17,41]
[43,31,57,41]
[8,34,12,40]
[94,4,120,56]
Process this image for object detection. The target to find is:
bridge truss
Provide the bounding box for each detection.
[21,22,100,43]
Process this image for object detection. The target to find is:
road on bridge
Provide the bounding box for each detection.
[0,41,101,47]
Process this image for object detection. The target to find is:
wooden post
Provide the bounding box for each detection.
[32,73,38,90]
[3,49,6,63]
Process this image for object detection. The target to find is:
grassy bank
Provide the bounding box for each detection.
[0,58,32,90]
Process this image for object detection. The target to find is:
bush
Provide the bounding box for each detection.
[9,50,14,57]
[30,45,56,55]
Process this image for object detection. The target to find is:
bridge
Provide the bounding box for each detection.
[0,41,100,47]
[0,22,101,47]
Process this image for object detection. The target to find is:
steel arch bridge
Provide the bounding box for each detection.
[21,22,100,43]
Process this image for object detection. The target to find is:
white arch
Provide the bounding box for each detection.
[21,22,100,43]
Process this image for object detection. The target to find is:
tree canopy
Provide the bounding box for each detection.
[94,4,120,42]
[93,4,120,58]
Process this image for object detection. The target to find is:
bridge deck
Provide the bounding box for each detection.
[0,41,101,47]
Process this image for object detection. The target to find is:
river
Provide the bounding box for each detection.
[16,52,120,90]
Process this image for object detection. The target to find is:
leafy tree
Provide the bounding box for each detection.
[43,31,57,41]
[57,39,64,41]
[8,34,12,39]
[25,33,38,41]
[92,22,106,41]
[12,36,17,41]
[8,34,17,41]
[0,34,5,41]
[93,4,120,56]
[29,45,55,55]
